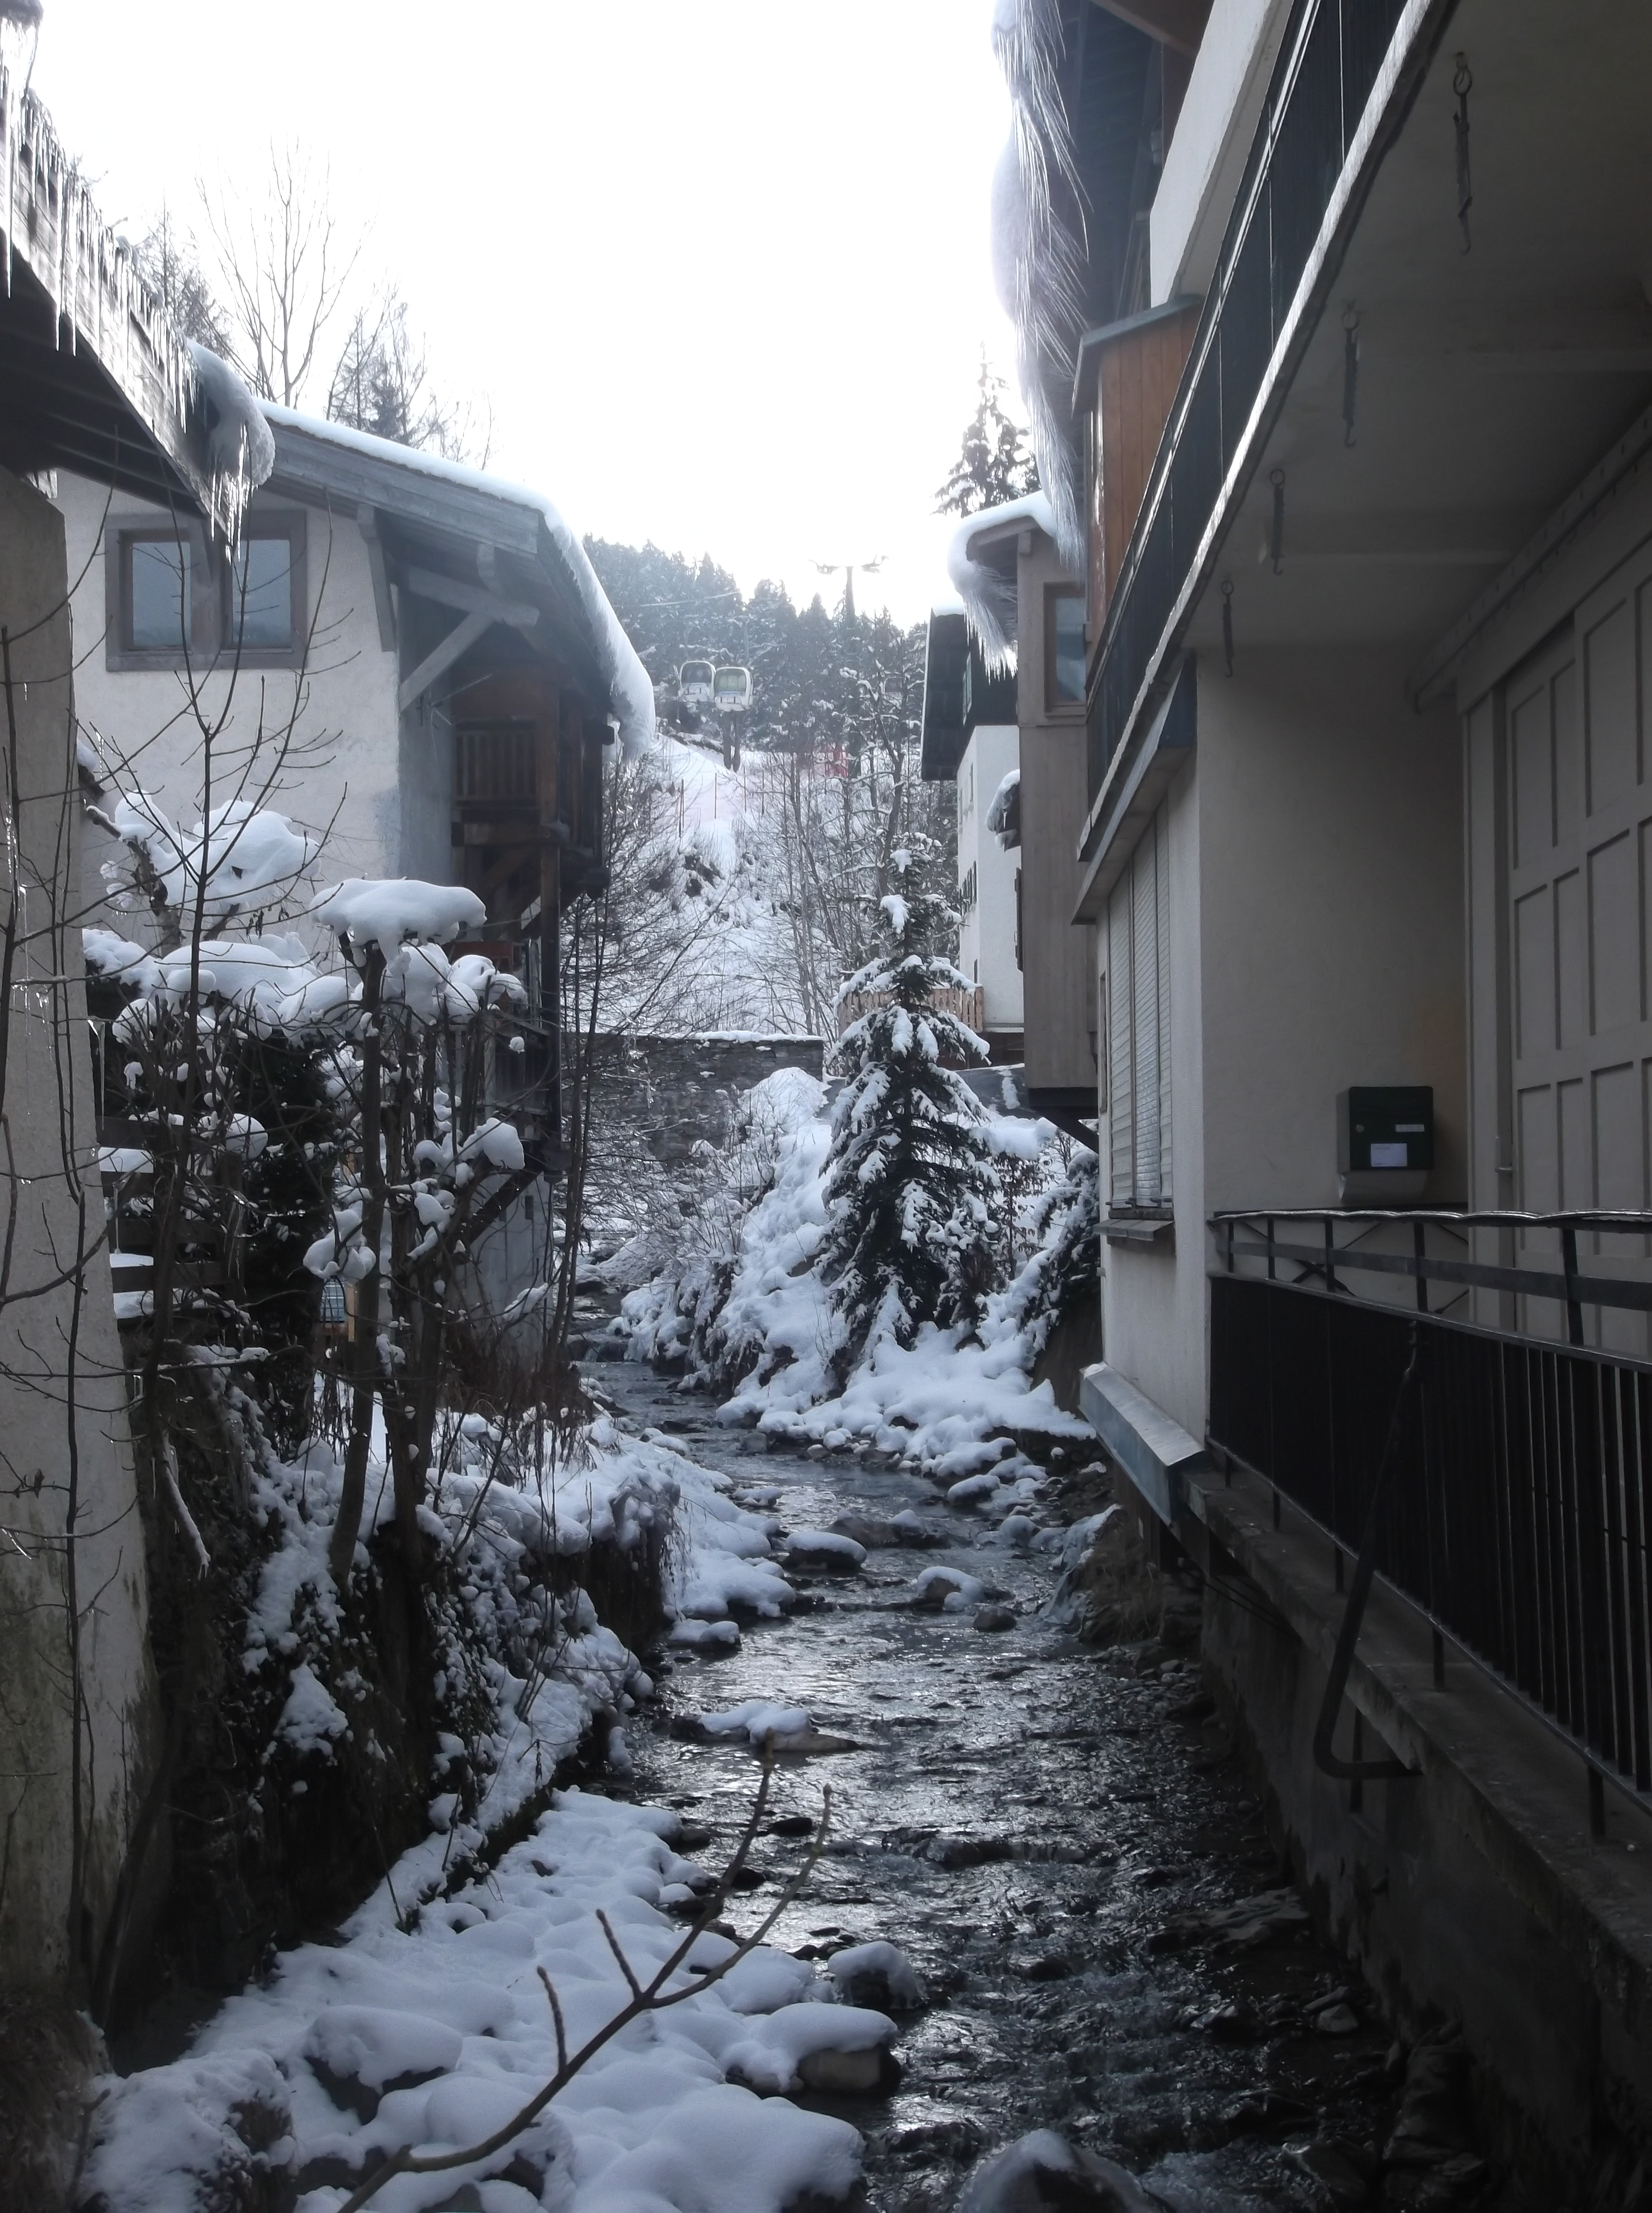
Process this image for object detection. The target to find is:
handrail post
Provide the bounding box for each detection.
[1324,1216,1338,1295]
[1561,1222,1585,1348]
[1266,1216,1275,1280]
[1413,1217,1428,1315]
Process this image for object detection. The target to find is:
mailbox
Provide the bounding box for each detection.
[1338,1087,1434,1175]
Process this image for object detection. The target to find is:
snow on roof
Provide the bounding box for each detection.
[945,491,1057,674]
[262,405,656,757]
[957,490,1057,553]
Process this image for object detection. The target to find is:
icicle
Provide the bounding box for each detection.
[2,49,18,300]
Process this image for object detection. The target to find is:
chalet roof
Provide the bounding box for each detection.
[262,408,655,754]
[921,607,968,780]
[921,604,1017,782]
[0,68,268,534]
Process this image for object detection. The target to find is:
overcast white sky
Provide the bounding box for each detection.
[35,1,1018,627]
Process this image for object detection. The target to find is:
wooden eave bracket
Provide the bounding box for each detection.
[356,505,397,653]
[397,581,540,715]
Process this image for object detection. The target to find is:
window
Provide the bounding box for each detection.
[224,516,305,660]
[229,527,299,650]
[1046,585,1085,709]
[128,533,192,650]
[1104,802,1171,1212]
[106,510,306,671]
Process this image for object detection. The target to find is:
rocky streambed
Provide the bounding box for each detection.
[594,1357,1495,2213]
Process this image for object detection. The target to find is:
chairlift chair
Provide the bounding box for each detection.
[679,659,716,705]
[712,666,752,713]
[881,675,904,706]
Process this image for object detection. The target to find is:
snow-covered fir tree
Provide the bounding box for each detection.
[819,847,998,1372]
[934,350,1040,517]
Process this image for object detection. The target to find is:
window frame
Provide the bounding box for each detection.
[105,516,213,672]
[103,507,309,674]
[220,511,308,670]
[1044,583,1087,718]
[1104,803,1173,1218]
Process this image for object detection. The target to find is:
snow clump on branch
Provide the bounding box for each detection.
[314,876,486,957]
[110,794,320,924]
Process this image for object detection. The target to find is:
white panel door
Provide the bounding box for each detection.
[1504,538,1652,1349]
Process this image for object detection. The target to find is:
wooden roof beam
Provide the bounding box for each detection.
[1086,0,1209,59]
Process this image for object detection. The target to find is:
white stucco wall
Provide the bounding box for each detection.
[58,473,403,906]
[1096,648,1466,1442]
[1151,0,1294,305]
[1197,647,1466,1214]
[956,722,1023,1037]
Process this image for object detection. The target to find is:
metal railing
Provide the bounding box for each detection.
[1088,0,1419,802]
[1208,1210,1652,1812]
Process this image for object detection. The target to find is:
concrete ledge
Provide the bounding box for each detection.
[1079,1362,1209,1524]
[1177,1452,1652,2186]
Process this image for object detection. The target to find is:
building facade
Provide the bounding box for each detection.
[964,0,1652,2179]
[65,409,653,1187]
[945,494,1098,1121]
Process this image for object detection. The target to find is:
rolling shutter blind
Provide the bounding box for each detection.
[1104,803,1172,1210]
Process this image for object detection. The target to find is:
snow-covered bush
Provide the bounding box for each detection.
[998,1142,1101,1358]
[818,847,998,1372]
[617,1064,1094,1477]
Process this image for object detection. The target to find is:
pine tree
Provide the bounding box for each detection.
[935,351,1040,518]
[819,846,998,1371]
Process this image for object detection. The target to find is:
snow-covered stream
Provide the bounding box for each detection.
[89,1355,1440,2213]
[600,1359,1413,2213]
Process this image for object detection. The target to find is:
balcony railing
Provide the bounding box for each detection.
[1088,0,1430,804]
[1208,1209,1652,1814]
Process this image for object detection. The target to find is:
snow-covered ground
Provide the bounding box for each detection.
[89,1786,884,2213]
[88,1400,867,2213]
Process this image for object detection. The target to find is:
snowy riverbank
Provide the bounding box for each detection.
[607,1066,1096,1485]
[87,1787,881,2213]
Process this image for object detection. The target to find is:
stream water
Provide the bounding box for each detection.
[589,1358,1425,2213]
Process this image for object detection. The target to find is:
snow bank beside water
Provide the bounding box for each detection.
[615,1089,1092,1469]
[87,1792,872,2213]
[88,1412,822,2209]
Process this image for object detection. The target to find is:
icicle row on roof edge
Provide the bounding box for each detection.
[990,0,1089,575]
[0,53,270,544]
